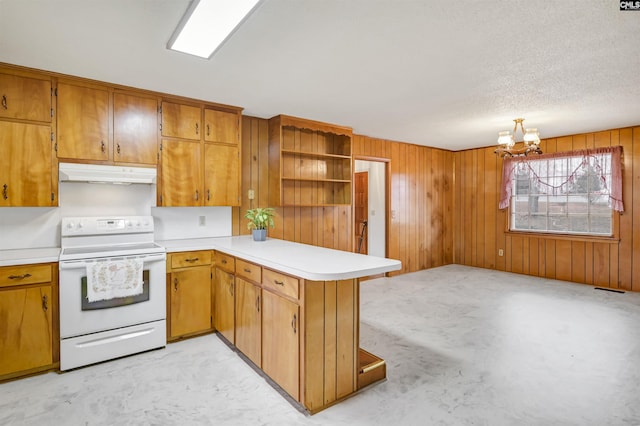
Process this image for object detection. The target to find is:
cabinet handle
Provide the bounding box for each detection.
[221,259,227,264]
[185,257,199,263]
[291,313,297,334]
[195,190,199,201]
[1,95,7,109]
[206,124,210,136]
[207,189,211,201]
[2,184,7,200]
[229,282,234,297]
[256,295,260,312]
[101,140,105,153]
[174,277,178,291]
[116,143,121,154]
[8,273,32,280]
[274,280,284,286]
[243,268,251,273]
[195,123,199,135]
[42,295,48,312]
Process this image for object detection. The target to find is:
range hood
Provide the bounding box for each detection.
[59,162,157,184]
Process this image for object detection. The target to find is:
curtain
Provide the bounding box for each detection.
[499,146,623,212]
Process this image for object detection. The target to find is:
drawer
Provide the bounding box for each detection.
[214,251,235,273]
[358,348,386,390]
[236,259,261,283]
[0,264,52,288]
[170,250,212,269]
[262,268,299,300]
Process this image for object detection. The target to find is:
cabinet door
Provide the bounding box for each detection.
[57,82,109,160]
[204,109,238,144]
[169,266,211,338]
[235,277,261,367]
[0,73,51,122]
[214,268,235,345]
[160,139,201,206]
[0,121,52,207]
[203,143,240,206]
[262,291,299,400]
[161,101,201,141]
[0,285,53,376]
[113,92,158,164]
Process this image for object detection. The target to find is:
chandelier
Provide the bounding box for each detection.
[494,118,542,157]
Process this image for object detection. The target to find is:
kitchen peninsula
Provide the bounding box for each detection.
[160,236,401,414]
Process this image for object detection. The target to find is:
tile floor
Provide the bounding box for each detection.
[2,265,640,425]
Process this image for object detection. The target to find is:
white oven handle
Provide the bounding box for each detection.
[59,253,166,270]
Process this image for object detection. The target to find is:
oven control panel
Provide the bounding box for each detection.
[61,216,154,236]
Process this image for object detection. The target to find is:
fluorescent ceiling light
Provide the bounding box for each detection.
[168,0,261,59]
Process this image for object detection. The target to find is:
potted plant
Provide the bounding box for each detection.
[245,207,275,241]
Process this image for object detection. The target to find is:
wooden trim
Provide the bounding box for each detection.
[272,114,352,137]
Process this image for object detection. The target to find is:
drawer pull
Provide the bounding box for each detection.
[42,295,48,312]
[185,257,199,263]
[221,259,227,264]
[360,360,385,374]
[291,313,297,334]
[243,268,251,273]
[8,273,32,280]
[274,280,284,286]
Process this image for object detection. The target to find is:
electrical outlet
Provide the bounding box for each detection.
[248,189,255,200]
[199,216,206,227]
[498,249,504,256]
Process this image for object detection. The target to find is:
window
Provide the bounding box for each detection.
[499,146,623,237]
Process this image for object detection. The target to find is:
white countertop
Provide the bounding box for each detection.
[0,247,61,267]
[159,236,401,281]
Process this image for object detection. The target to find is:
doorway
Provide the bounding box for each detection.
[354,159,387,257]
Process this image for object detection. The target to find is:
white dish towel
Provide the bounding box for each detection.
[86,258,144,302]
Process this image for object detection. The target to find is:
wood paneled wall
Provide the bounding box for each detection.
[233,117,455,276]
[453,126,639,291]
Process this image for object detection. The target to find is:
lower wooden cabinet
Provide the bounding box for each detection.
[262,289,300,400]
[234,277,261,366]
[166,251,213,340]
[213,268,235,344]
[0,263,57,380]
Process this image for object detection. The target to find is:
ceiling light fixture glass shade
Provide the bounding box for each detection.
[495,118,542,157]
[167,0,262,59]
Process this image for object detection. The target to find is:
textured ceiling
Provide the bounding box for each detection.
[1,0,639,150]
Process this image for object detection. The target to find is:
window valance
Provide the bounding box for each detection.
[499,146,623,212]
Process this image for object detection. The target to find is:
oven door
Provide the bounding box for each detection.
[59,253,166,339]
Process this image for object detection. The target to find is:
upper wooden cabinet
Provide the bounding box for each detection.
[204,108,239,144]
[203,143,240,206]
[161,101,201,141]
[269,115,353,207]
[0,72,51,122]
[57,82,110,161]
[160,139,202,207]
[0,121,54,207]
[113,92,159,165]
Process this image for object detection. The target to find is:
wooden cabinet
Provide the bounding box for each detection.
[262,289,300,400]
[0,263,57,380]
[235,277,261,367]
[160,139,202,206]
[0,121,53,206]
[57,82,110,161]
[58,83,159,165]
[0,72,51,122]
[0,69,55,207]
[214,267,235,345]
[203,143,239,206]
[113,91,159,164]
[269,114,353,206]
[161,101,201,140]
[166,251,213,340]
[159,101,241,207]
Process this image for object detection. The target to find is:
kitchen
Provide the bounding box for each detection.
[2,1,640,425]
